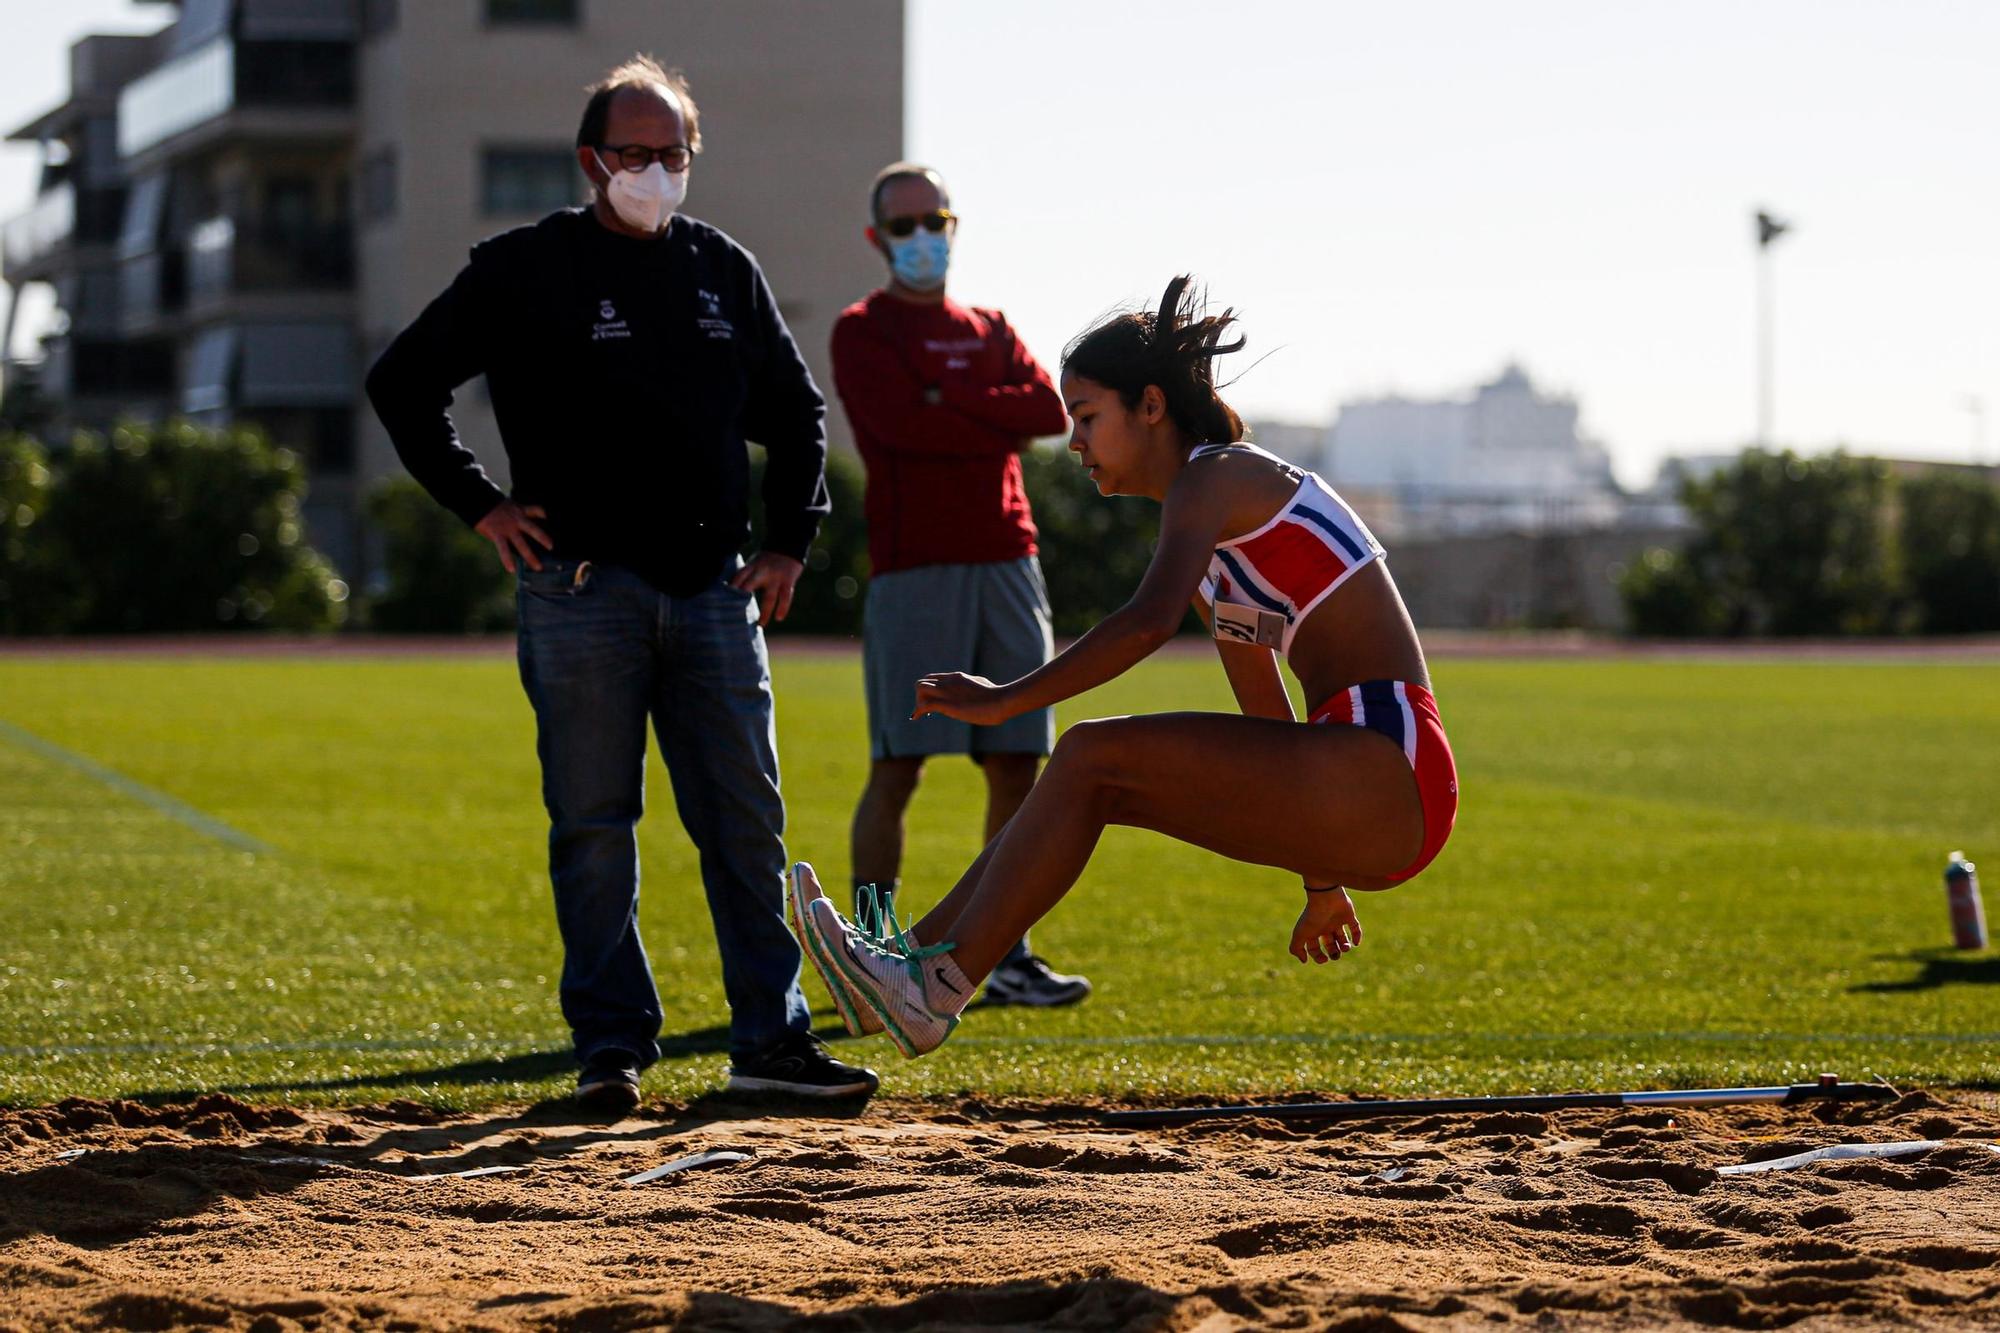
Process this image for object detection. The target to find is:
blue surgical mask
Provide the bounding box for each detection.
[888,230,950,291]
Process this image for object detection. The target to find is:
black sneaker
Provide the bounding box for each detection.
[725,1032,879,1099]
[575,1049,643,1114]
[984,954,1092,1007]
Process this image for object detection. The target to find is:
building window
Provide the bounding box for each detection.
[480,147,579,217]
[361,0,399,38]
[486,0,579,24]
[360,149,397,224]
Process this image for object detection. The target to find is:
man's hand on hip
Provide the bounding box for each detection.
[730,552,803,627]
[474,500,553,573]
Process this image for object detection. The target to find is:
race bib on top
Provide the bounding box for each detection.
[1212,600,1287,649]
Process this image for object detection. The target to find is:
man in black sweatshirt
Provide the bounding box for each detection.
[367,56,875,1110]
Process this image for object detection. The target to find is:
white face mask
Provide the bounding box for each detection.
[597,155,686,233]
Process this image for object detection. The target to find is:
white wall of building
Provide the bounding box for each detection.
[1324,364,1622,535]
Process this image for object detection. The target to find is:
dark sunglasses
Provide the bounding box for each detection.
[599,143,693,173]
[879,209,954,239]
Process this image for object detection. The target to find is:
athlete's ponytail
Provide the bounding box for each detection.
[1062,276,1246,446]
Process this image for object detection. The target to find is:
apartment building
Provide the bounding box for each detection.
[3,0,904,576]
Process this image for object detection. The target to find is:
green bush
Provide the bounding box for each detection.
[27,420,345,633]
[756,445,870,637]
[0,434,55,633]
[1898,470,2000,634]
[363,477,516,633]
[1619,545,1729,637]
[1621,449,1897,636]
[1021,443,1179,637]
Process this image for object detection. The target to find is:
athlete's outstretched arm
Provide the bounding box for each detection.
[914,478,1233,726]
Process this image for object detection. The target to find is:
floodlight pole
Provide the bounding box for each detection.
[1754,209,1791,450]
[1757,242,1773,449]
[1760,210,1792,448]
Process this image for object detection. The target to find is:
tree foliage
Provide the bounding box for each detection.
[1622,450,1898,636]
[363,477,516,633]
[1019,444,1173,637]
[1898,470,2000,633]
[762,445,870,637]
[0,434,56,634]
[18,421,345,633]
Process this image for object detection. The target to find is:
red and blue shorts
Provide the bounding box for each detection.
[1308,680,1457,884]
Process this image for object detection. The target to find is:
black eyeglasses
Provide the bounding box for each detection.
[879,209,954,238]
[599,143,693,173]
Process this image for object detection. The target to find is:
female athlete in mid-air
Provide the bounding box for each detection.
[787,276,1458,1057]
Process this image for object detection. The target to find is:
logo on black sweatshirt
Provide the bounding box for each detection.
[697,287,733,341]
[592,298,632,342]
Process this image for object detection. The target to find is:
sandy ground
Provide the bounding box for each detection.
[2,1091,1998,1331]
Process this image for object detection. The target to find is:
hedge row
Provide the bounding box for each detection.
[1621,450,2000,636]
[0,424,346,634]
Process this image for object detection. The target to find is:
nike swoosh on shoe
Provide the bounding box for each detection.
[814,903,955,1059]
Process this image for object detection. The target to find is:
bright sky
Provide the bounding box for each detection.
[5,2,1995,486]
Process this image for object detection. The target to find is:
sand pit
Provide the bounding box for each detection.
[2,1090,1998,1330]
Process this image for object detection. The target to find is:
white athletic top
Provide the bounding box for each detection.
[1190,442,1386,656]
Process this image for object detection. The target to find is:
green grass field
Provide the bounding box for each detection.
[1,647,1995,1109]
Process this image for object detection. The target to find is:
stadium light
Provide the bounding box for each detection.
[1755,209,1792,450]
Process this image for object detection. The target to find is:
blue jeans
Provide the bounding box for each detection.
[515,556,810,1067]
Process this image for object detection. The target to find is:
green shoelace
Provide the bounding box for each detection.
[853,883,955,963]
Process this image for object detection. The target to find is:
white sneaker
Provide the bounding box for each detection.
[803,896,959,1058]
[786,862,881,1037]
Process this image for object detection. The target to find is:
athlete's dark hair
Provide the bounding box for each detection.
[1061,276,1245,445]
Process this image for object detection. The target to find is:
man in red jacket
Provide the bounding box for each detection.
[829,163,1091,1008]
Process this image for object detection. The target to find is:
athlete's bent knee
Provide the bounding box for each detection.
[1049,719,1115,777]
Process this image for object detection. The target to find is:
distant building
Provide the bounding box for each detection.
[1239,418,1323,464]
[2,0,903,578]
[1323,364,1622,537]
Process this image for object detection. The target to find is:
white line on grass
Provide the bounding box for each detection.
[0,717,273,856]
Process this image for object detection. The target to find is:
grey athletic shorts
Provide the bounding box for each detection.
[863,556,1056,760]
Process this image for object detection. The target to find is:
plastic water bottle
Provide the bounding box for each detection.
[1945,852,1988,951]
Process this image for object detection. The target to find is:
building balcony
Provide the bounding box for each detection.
[181,321,358,424]
[53,265,124,338]
[117,36,355,166]
[186,216,354,315]
[4,183,128,284]
[39,333,176,410]
[2,183,74,281]
[118,248,187,336]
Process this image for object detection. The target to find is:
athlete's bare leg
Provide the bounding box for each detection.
[909,713,1422,982]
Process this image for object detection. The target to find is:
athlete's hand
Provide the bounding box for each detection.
[475,500,553,573]
[730,552,804,627]
[912,672,1018,726]
[1290,886,1361,964]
